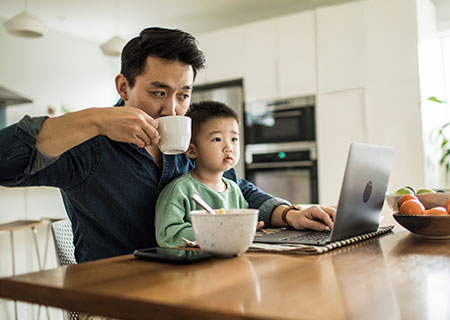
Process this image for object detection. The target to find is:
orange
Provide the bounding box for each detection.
[399,199,425,215]
[397,194,419,211]
[427,207,448,215]
[444,200,450,213]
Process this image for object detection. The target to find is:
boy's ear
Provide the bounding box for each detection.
[185,143,197,160]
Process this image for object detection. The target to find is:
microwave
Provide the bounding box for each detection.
[245,96,315,144]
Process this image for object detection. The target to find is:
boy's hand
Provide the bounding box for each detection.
[257,221,264,230]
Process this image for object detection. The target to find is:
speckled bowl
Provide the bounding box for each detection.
[190,209,259,257]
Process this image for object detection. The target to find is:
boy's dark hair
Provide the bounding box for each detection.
[185,101,239,142]
[121,27,206,88]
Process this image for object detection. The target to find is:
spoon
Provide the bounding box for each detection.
[191,193,216,215]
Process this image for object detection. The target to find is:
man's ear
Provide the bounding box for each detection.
[115,74,129,101]
[185,143,197,160]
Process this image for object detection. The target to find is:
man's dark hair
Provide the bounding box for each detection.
[185,101,239,142]
[121,27,206,88]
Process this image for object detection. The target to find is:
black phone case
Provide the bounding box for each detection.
[133,247,213,264]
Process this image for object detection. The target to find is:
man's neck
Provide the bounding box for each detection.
[146,145,163,169]
[191,169,226,192]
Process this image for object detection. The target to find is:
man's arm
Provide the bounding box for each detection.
[222,170,336,231]
[36,107,159,157]
[271,204,336,231]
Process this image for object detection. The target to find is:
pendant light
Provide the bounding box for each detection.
[4,0,47,38]
[100,0,126,56]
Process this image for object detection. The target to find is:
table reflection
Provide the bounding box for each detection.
[389,233,450,320]
[331,239,400,320]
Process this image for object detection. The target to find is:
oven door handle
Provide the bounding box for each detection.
[246,160,314,169]
[255,110,303,120]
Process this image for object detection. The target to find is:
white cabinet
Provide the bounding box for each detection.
[278,11,317,98]
[316,1,367,93]
[242,18,278,101]
[196,27,245,85]
[316,88,367,204]
[242,11,317,101]
[196,10,317,100]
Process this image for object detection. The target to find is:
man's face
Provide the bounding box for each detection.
[120,56,194,119]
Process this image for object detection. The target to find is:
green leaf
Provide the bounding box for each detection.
[428,96,446,103]
[61,105,71,114]
[440,149,450,165]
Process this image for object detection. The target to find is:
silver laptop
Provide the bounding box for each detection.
[253,142,395,245]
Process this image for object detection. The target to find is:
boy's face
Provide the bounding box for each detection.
[116,55,194,119]
[188,117,240,174]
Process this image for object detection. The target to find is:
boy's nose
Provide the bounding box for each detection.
[223,143,232,153]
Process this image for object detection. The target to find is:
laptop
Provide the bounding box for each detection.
[253,142,395,245]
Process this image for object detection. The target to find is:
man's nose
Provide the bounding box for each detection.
[160,96,177,116]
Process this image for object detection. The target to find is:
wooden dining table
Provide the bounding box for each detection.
[1,224,450,320]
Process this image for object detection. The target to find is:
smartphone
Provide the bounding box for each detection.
[133,247,213,264]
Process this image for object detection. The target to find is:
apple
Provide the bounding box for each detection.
[395,187,414,195]
[416,188,436,194]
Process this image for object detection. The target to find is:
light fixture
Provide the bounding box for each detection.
[4,0,47,38]
[100,35,126,56]
[100,0,126,56]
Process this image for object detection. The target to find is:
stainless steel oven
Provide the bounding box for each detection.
[244,95,318,204]
[245,96,315,144]
[245,142,318,204]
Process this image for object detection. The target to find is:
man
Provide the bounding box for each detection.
[0,27,335,263]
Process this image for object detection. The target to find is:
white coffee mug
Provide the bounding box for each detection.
[157,116,191,155]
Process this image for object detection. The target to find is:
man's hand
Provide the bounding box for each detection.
[36,107,160,158]
[286,205,336,231]
[99,107,159,148]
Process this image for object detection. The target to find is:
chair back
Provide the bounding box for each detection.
[51,219,77,266]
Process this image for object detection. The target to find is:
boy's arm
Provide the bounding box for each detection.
[155,189,195,247]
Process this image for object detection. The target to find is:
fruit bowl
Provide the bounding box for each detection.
[393,213,450,239]
[385,189,450,212]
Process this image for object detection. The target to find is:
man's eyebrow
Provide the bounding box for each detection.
[150,81,192,90]
[150,81,170,88]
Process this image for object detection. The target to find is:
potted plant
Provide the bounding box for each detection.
[429,96,450,181]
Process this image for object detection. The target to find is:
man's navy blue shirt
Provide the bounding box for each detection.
[0,108,288,262]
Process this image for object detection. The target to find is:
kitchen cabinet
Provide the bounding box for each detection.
[242,18,278,101]
[278,11,317,98]
[242,11,317,101]
[197,10,317,101]
[316,1,367,93]
[316,88,367,204]
[196,28,245,85]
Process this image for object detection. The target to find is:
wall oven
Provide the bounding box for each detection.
[244,96,318,204]
[245,142,318,204]
[245,95,315,144]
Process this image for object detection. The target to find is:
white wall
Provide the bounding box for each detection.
[0,18,119,320]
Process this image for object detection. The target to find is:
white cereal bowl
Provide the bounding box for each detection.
[190,209,259,257]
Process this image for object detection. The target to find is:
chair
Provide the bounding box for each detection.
[51,219,77,266]
[51,219,78,320]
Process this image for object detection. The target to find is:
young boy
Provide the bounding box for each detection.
[155,101,248,247]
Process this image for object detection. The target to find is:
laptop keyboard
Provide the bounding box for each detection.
[282,231,331,242]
